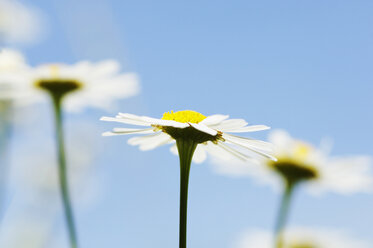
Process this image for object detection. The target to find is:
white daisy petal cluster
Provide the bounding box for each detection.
[31,60,140,112]
[235,227,371,248]
[0,49,140,112]
[0,49,32,104]
[212,129,373,195]
[0,0,44,44]
[101,110,275,163]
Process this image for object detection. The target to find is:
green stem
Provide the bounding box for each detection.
[51,95,78,248]
[0,101,12,219]
[176,139,197,248]
[274,181,295,248]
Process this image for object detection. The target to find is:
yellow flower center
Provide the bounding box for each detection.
[161,110,206,123]
[50,64,60,78]
[289,241,317,248]
[158,110,223,144]
[294,143,311,160]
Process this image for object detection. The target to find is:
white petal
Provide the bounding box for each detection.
[128,133,173,151]
[225,125,270,133]
[223,133,274,152]
[309,155,373,195]
[102,128,155,136]
[224,135,276,161]
[205,141,253,161]
[117,113,188,128]
[193,145,207,163]
[100,116,151,126]
[215,142,251,161]
[211,119,248,131]
[149,119,189,128]
[112,127,154,133]
[189,123,218,136]
[268,129,293,146]
[200,114,229,125]
[170,144,178,155]
[116,113,159,125]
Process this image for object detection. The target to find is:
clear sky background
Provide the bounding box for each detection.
[4,0,373,247]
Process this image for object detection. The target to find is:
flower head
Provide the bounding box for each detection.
[101,110,275,163]
[0,49,31,103]
[32,60,140,112]
[235,227,371,248]
[212,129,373,195]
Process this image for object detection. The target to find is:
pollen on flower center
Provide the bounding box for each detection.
[161,110,206,123]
[294,143,312,160]
[159,110,222,144]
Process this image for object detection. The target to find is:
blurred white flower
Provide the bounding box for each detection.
[32,60,140,112]
[0,49,32,103]
[212,129,373,195]
[101,110,274,163]
[0,50,140,112]
[0,0,45,44]
[235,227,371,248]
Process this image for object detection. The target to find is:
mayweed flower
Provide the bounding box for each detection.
[1,49,140,248]
[0,49,31,104]
[102,110,274,248]
[212,129,373,195]
[211,129,373,248]
[30,60,140,248]
[102,110,275,162]
[235,227,371,248]
[32,60,140,112]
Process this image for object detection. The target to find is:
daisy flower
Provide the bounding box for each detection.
[31,60,139,248]
[101,110,274,248]
[212,129,373,195]
[32,60,140,112]
[212,129,373,248]
[235,227,371,248]
[0,49,31,104]
[101,110,275,162]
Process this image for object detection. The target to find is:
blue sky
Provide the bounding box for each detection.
[5,0,373,247]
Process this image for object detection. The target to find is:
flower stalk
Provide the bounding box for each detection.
[176,138,197,248]
[0,101,12,218]
[274,181,296,248]
[38,81,80,248]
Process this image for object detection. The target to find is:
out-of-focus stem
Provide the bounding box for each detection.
[274,182,295,248]
[51,95,78,248]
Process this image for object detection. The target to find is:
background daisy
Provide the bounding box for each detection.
[31,60,140,112]
[234,227,371,248]
[211,129,373,195]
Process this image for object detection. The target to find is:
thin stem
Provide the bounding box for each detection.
[51,95,78,248]
[274,182,295,248]
[0,101,12,219]
[176,139,197,248]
